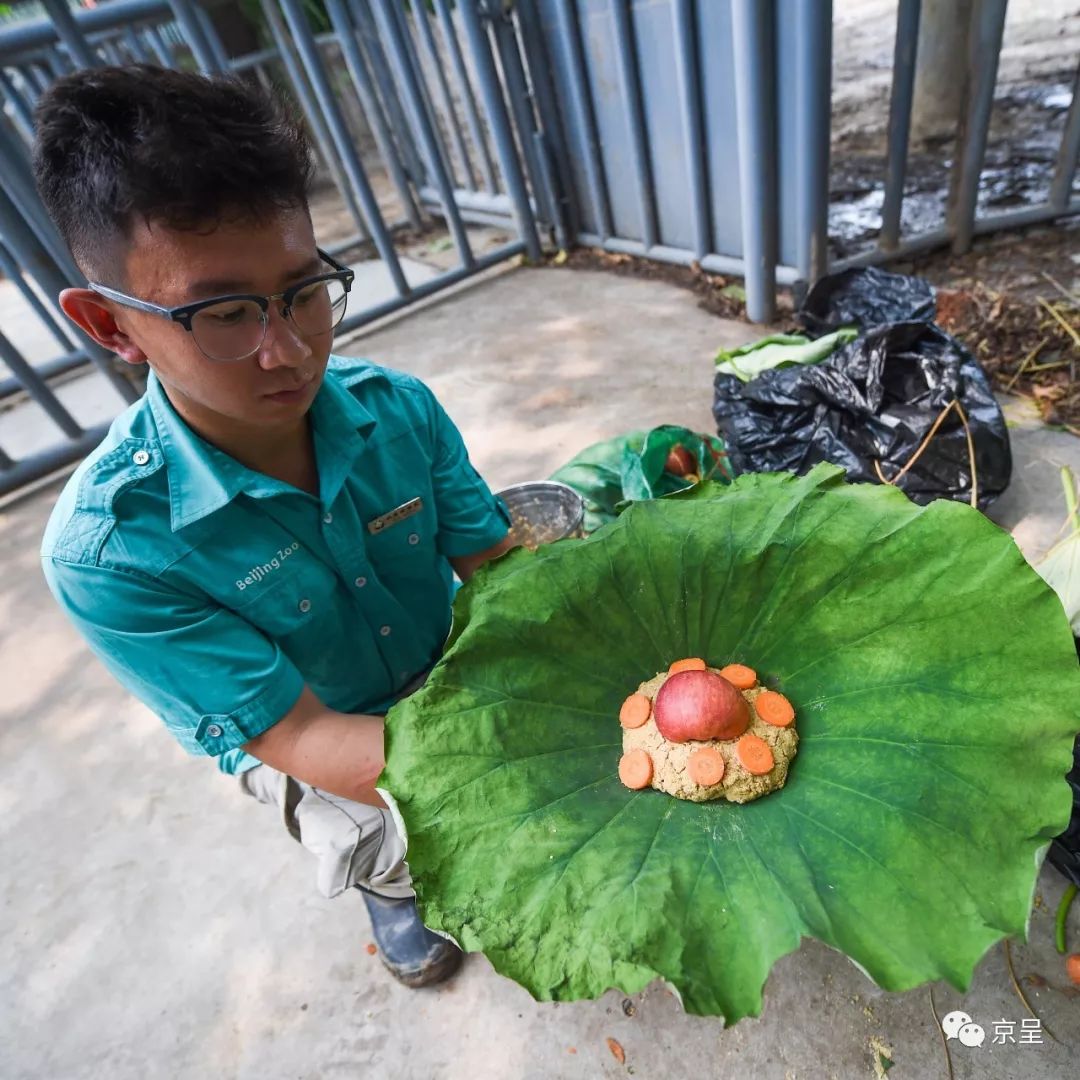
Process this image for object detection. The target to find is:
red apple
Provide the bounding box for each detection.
[664,444,698,478]
[653,670,750,743]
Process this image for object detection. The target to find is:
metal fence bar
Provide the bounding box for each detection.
[101,38,125,66]
[575,231,801,285]
[277,0,409,296]
[832,200,1080,271]
[948,0,1007,254]
[44,45,72,77]
[389,0,457,186]
[457,1,541,261]
[488,7,549,221]
[413,3,476,191]
[514,0,576,243]
[166,0,223,74]
[349,0,426,185]
[550,0,611,239]
[0,351,92,401]
[0,69,37,139]
[371,0,475,268]
[39,0,100,68]
[321,0,423,230]
[0,0,173,63]
[0,330,83,439]
[0,149,140,405]
[610,0,657,249]
[1050,64,1080,211]
[433,0,498,194]
[13,63,42,99]
[146,23,175,66]
[0,240,77,354]
[123,24,154,63]
[336,239,525,334]
[0,422,111,497]
[194,4,230,73]
[794,0,832,283]
[259,0,370,242]
[730,0,776,321]
[0,118,84,283]
[880,0,921,251]
[671,0,709,260]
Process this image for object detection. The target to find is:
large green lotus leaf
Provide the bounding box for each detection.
[382,464,1080,1020]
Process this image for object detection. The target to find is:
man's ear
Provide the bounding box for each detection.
[59,288,149,367]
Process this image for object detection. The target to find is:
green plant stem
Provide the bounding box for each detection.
[1057,884,1077,954]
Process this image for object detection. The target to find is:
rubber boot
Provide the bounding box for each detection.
[357,886,463,988]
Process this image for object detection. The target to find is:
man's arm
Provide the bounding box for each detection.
[449,534,516,582]
[243,686,388,807]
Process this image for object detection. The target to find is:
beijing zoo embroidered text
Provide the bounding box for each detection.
[235,542,301,591]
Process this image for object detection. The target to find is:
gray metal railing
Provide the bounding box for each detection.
[1,0,1078,499]
[0,0,543,496]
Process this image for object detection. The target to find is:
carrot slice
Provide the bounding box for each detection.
[755,690,795,728]
[736,734,774,775]
[618,749,653,790]
[719,663,757,690]
[619,693,652,729]
[688,747,725,787]
[1066,953,1080,986]
[668,657,707,674]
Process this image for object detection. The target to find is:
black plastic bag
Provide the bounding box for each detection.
[713,320,1011,510]
[799,266,936,333]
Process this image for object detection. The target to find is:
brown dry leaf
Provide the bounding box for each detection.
[606,1037,626,1065]
[1033,384,1067,402]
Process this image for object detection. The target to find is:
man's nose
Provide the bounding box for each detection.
[256,301,312,369]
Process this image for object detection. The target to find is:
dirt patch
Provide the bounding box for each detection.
[545,231,1080,436]
[540,246,792,325]
[934,281,1079,432]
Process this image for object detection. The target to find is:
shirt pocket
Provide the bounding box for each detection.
[365,497,438,573]
[232,558,342,674]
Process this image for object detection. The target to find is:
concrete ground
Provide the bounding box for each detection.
[2,267,1079,1080]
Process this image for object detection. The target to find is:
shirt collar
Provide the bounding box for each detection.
[147,365,378,532]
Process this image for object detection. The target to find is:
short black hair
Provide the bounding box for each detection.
[33,64,314,284]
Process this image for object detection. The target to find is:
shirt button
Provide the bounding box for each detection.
[323,511,333,525]
[132,449,150,465]
[205,723,223,738]
[354,576,367,588]
[408,533,420,546]
[380,625,392,637]
[298,598,312,613]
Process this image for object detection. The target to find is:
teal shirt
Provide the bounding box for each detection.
[41,356,510,774]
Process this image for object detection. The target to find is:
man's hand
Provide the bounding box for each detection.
[243,686,387,806]
[449,533,516,582]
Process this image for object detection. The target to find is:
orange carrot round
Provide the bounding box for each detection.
[736,734,775,775]
[688,747,725,787]
[668,657,707,674]
[719,663,757,690]
[619,693,652,729]
[755,690,795,728]
[618,749,653,790]
[1067,953,1080,986]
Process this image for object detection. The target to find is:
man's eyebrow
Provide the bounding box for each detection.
[184,257,324,301]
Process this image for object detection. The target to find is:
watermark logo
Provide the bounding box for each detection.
[940,1009,1042,1048]
[942,1011,984,1047]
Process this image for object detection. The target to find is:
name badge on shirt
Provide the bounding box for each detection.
[368,497,424,535]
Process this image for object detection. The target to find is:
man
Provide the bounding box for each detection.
[35,65,514,988]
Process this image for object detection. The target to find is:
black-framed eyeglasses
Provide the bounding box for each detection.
[89,248,355,362]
